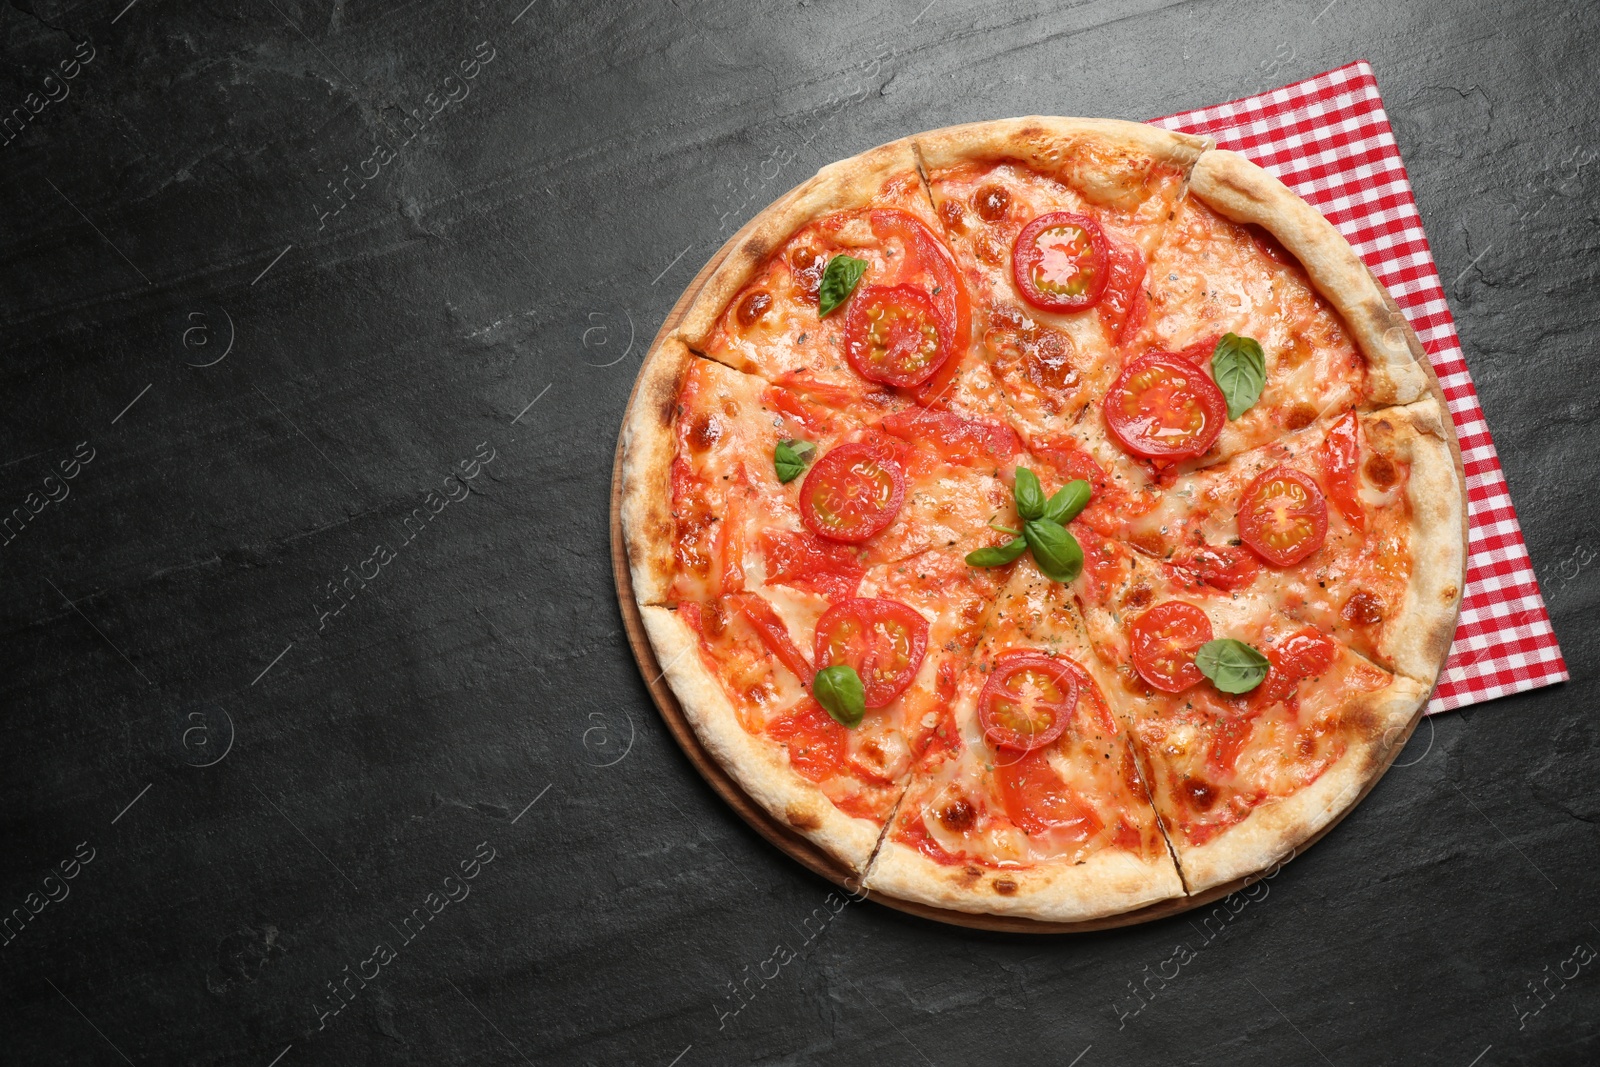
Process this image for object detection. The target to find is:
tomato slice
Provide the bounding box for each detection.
[813,597,929,708]
[867,210,971,407]
[843,284,949,387]
[798,441,906,543]
[977,651,1079,751]
[1170,333,1222,366]
[1172,543,1261,592]
[1099,239,1147,343]
[1254,627,1338,707]
[728,592,813,684]
[1320,410,1366,532]
[878,406,1021,467]
[996,748,1104,839]
[766,700,846,782]
[1013,211,1110,312]
[1104,353,1227,463]
[1238,466,1329,566]
[757,530,864,602]
[1130,601,1213,693]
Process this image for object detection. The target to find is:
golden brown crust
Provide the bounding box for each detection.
[1187,149,1429,407]
[639,606,885,871]
[912,116,1212,199]
[619,340,693,605]
[1174,675,1429,892]
[1364,397,1466,686]
[864,837,1184,923]
[676,137,928,353]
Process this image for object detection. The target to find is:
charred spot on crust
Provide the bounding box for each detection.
[1440,584,1459,603]
[992,877,1018,895]
[785,805,821,830]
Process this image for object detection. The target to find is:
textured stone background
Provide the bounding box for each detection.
[2,1,1597,1064]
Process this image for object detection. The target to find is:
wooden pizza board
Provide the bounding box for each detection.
[608,162,1461,933]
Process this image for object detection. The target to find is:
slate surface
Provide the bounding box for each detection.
[2,1,1597,1065]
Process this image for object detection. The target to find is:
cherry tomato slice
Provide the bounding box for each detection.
[1099,239,1147,343]
[1013,211,1110,312]
[1320,410,1366,532]
[977,652,1078,751]
[1104,353,1228,462]
[996,748,1104,839]
[843,284,949,387]
[1254,627,1339,707]
[728,592,813,685]
[798,441,906,543]
[867,210,971,408]
[1172,543,1261,592]
[1130,601,1213,693]
[765,700,846,783]
[813,597,929,708]
[1238,466,1329,567]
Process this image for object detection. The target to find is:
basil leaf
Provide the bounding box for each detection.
[1041,479,1092,525]
[1023,520,1083,583]
[1211,333,1267,420]
[773,438,816,483]
[965,537,1028,568]
[1013,467,1045,521]
[813,664,866,728]
[1195,638,1271,694]
[817,255,868,317]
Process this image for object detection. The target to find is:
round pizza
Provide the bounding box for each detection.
[619,118,1466,924]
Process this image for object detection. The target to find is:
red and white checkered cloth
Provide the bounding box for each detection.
[1152,61,1567,714]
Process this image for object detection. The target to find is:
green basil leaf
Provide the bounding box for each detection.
[1012,467,1045,521]
[1023,520,1083,583]
[817,255,868,317]
[1041,479,1092,525]
[965,537,1028,568]
[813,664,866,728]
[1194,638,1271,694]
[773,438,816,483]
[1211,332,1267,420]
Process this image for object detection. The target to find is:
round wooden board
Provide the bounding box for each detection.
[608,150,1458,933]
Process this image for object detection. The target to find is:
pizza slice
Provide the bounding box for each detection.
[863,553,1184,921]
[675,137,1011,421]
[1075,397,1464,685]
[915,118,1210,440]
[1067,529,1430,892]
[625,343,1019,871]
[1129,149,1431,467]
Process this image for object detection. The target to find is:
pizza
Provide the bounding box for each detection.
[619,118,1465,924]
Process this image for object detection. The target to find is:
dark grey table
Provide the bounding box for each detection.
[3,1,1597,1064]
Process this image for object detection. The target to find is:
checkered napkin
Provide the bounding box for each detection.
[1150,61,1568,713]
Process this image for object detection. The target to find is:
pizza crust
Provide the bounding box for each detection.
[1365,397,1466,685]
[1173,675,1431,892]
[865,835,1184,923]
[912,116,1211,198]
[675,137,928,353]
[639,605,886,872]
[1187,149,1429,407]
[619,339,693,605]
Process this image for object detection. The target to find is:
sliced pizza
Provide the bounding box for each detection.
[865,554,1184,921]
[676,138,1010,420]
[1066,529,1429,891]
